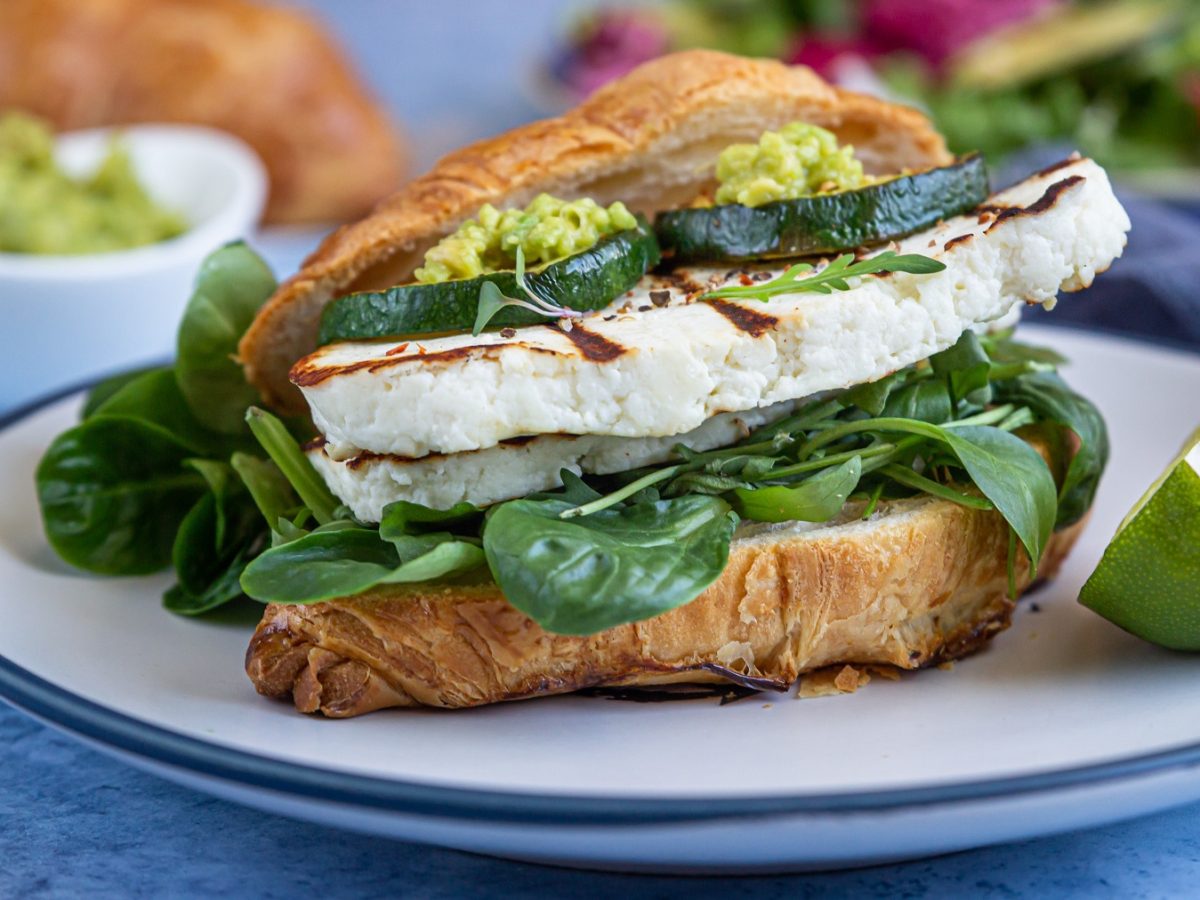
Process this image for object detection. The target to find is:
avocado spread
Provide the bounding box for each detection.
[0,112,186,255]
[715,122,868,207]
[415,194,638,284]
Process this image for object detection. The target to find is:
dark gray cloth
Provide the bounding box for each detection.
[1030,191,1200,344]
[997,148,1200,347]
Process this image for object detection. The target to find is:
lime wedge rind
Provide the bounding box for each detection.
[1081,429,1200,651]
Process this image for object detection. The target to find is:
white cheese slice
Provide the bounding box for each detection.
[294,157,1129,459]
[309,400,797,521]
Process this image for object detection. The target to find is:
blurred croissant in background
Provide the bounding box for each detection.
[0,0,408,224]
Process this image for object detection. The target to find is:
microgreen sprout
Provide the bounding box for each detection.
[472,246,583,335]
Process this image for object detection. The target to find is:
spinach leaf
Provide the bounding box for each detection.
[846,371,908,417]
[230,452,298,536]
[931,331,992,406]
[878,463,994,509]
[524,470,603,505]
[169,460,263,605]
[665,471,752,497]
[482,495,736,635]
[81,365,165,420]
[240,528,485,604]
[246,407,339,525]
[982,334,1069,367]
[732,457,862,523]
[176,242,277,435]
[794,414,1058,571]
[386,537,484,580]
[163,537,262,617]
[379,500,482,537]
[748,396,843,442]
[941,425,1058,573]
[994,372,1109,527]
[663,453,780,498]
[36,417,207,574]
[882,379,953,424]
[91,368,234,457]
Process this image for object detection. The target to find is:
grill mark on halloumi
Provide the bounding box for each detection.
[557,323,626,361]
[343,432,548,470]
[291,341,570,387]
[707,298,779,336]
[662,271,707,297]
[1034,155,1084,179]
[987,176,1084,232]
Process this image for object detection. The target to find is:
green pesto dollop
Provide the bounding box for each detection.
[714,122,868,208]
[0,111,187,255]
[414,193,638,284]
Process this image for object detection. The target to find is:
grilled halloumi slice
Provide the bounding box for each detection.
[293,157,1128,461]
[307,400,797,521]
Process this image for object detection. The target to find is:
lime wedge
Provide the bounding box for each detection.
[1080,428,1200,650]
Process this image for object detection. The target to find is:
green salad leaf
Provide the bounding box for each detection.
[164,459,266,615]
[245,406,338,526]
[379,500,482,537]
[81,364,164,420]
[230,451,298,539]
[995,371,1109,528]
[89,367,238,457]
[881,378,953,424]
[240,528,484,604]
[175,242,278,435]
[35,243,284,602]
[931,330,992,406]
[702,251,946,303]
[940,425,1058,575]
[731,457,862,523]
[483,495,737,635]
[163,539,261,616]
[36,417,207,574]
[845,370,908,417]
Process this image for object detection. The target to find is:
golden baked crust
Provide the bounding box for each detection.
[0,0,406,225]
[239,49,951,412]
[245,498,1086,716]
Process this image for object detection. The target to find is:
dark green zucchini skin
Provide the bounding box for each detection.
[655,154,989,263]
[318,220,661,344]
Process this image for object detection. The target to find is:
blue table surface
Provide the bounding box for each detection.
[4,2,1200,896]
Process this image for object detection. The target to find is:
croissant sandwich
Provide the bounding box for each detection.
[227,52,1129,714]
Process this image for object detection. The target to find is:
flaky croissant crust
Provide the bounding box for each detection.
[246,498,1085,715]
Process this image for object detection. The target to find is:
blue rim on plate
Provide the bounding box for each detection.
[4,325,1200,828]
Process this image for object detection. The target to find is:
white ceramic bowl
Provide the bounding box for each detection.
[0,125,268,412]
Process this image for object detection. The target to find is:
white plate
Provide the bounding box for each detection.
[2,325,1200,873]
